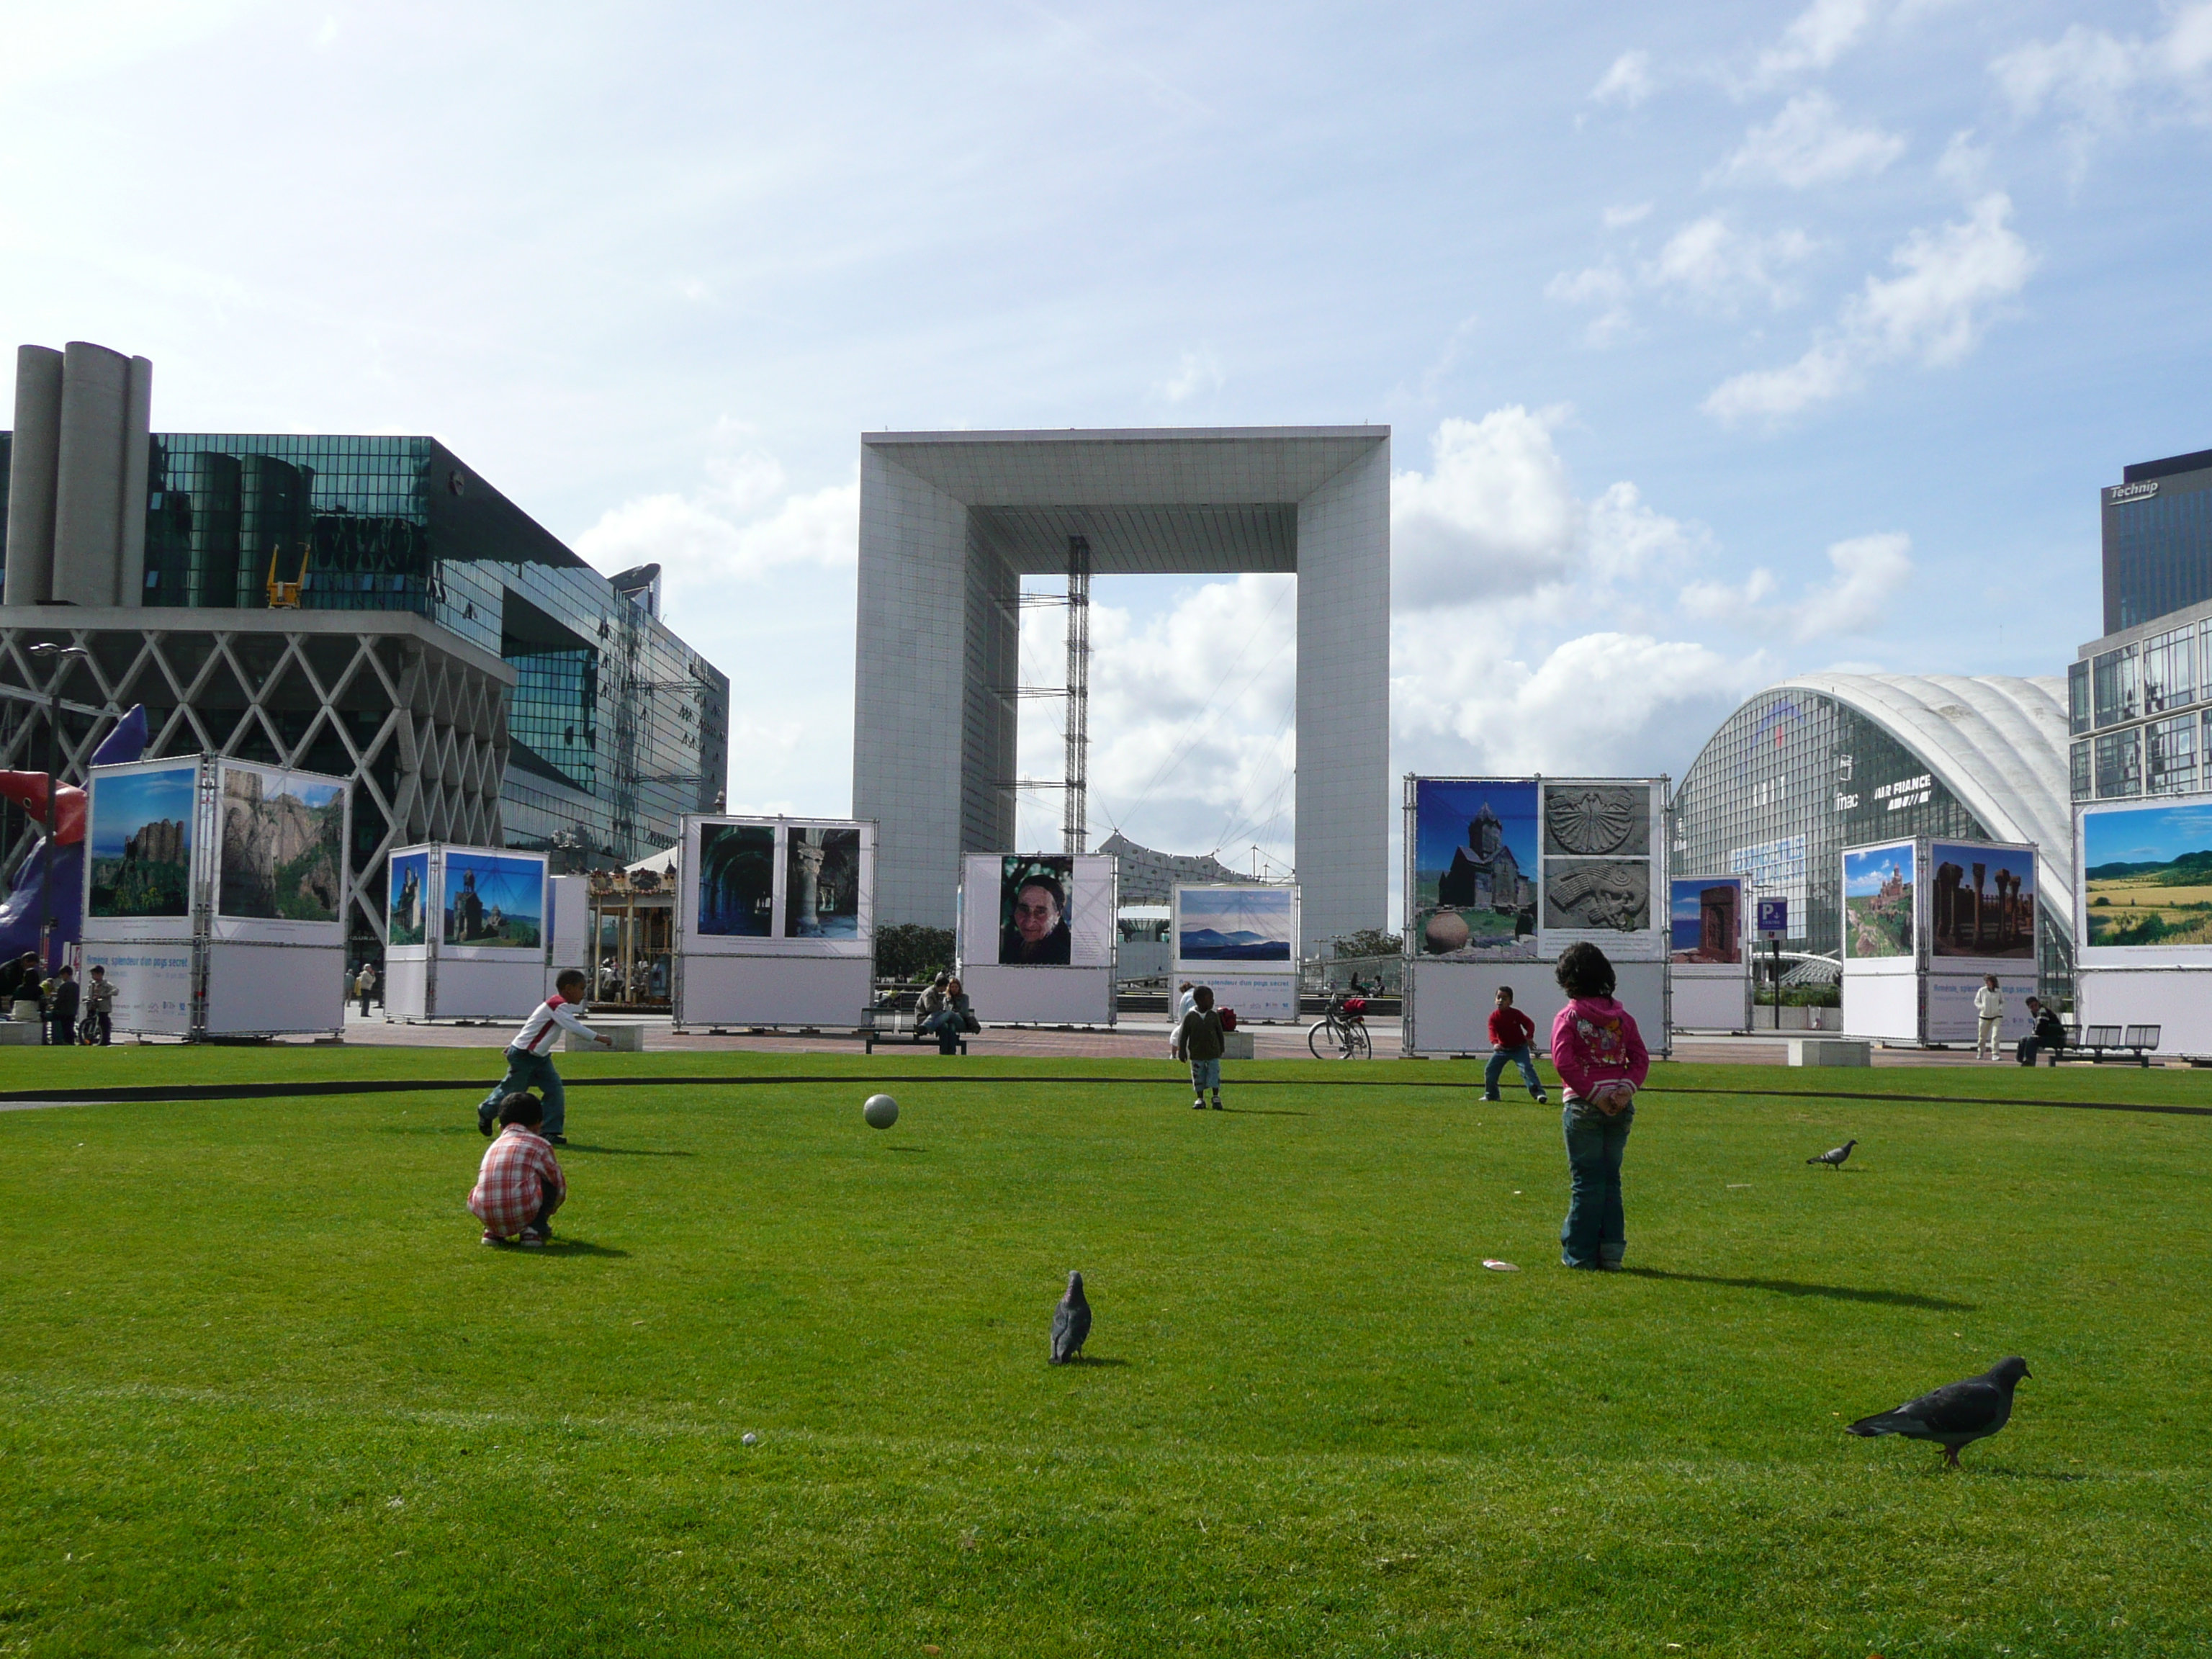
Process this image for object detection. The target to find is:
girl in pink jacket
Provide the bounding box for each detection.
[1549,942,1649,1270]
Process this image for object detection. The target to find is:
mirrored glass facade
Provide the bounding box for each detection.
[2103,449,2212,632]
[1673,686,2073,996]
[130,432,727,863]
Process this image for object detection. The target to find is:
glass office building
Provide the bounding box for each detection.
[2101,446,2212,634]
[130,433,728,863]
[1673,674,2075,994]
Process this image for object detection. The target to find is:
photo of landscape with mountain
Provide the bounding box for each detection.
[1177,886,1294,963]
[86,763,197,921]
[2083,802,2212,948]
[217,766,346,923]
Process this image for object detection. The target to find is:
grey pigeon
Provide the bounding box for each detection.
[1807,1138,1857,1169]
[1847,1356,2031,1467]
[1049,1271,1090,1364]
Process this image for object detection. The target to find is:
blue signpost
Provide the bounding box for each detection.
[1755,898,1787,1029]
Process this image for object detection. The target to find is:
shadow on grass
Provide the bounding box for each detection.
[560,1144,694,1158]
[536,1239,631,1259]
[1222,1107,1313,1118]
[1622,1266,1975,1312]
[1056,1356,1130,1367]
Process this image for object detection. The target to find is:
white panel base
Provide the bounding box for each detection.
[2077,968,2212,1056]
[430,958,547,1022]
[1671,969,1750,1032]
[78,942,195,1035]
[384,954,429,1019]
[204,941,345,1035]
[1843,970,1920,1041]
[1407,958,1665,1058]
[675,954,876,1028]
[1184,972,1298,1022]
[958,965,1116,1025]
[1925,974,2036,1044]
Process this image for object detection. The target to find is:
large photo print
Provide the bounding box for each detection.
[696,822,775,936]
[1411,779,1538,958]
[785,826,861,939]
[2082,801,2212,948]
[1545,782,1652,858]
[1843,842,1915,958]
[442,852,542,949]
[1543,860,1650,932]
[1177,887,1293,963]
[1928,841,2035,961]
[387,850,429,946]
[87,763,197,920]
[1670,876,1743,964]
[999,856,1074,965]
[217,765,346,922]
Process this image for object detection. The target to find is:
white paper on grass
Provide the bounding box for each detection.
[679,816,875,958]
[209,760,350,945]
[80,755,204,945]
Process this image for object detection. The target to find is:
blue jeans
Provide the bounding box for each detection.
[480,1047,567,1136]
[1561,1099,1633,1269]
[1484,1044,1544,1099]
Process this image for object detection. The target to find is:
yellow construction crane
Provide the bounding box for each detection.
[266,540,312,608]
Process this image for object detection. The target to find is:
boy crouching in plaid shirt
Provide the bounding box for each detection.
[469,1092,565,1247]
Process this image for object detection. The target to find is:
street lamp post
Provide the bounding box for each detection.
[26,643,92,972]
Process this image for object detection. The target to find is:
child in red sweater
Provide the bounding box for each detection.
[1483,985,1547,1102]
[1549,943,1649,1271]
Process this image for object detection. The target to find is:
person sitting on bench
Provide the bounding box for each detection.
[2016,997,2067,1066]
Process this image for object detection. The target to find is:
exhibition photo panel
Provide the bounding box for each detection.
[696,821,776,939]
[387,849,431,949]
[999,855,1076,966]
[1538,780,1665,957]
[1173,885,1297,970]
[83,757,201,939]
[1842,840,1917,965]
[1670,876,1745,966]
[441,850,546,956]
[1925,839,2037,970]
[680,817,874,956]
[212,762,349,943]
[2077,798,2212,963]
[1409,778,1539,959]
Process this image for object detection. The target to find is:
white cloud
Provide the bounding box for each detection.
[1747,0,1876,89]
[1704,193,2034,421]
[1717,91,1906,187]
[1936,129,1991,192]
[1677,534,1912,639]
[1603,201,1653,228]
[1391,408,1700,610]
[1154,349,1225,403]
[573,444,858,582]
[1645,215,1816,310]
[1393,625,1763,777]
[1545,264,1633,344]
[1591,50,1654,107]
[1992,5,2212,146]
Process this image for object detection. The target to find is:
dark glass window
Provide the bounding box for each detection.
[2095,729,2141,798]
[2146,714,2198,795]
[2070,739,2092,800]
[2092,646,2138,728]
[2067,659,2091,736]
[2141,625,2195,714]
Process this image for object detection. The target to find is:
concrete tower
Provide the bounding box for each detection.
[4,341,153,607]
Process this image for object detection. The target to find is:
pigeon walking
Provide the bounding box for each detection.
[1049,1270,1091,1364]
[1847,1356,2031,1467]
[1807,1138,1857,1169]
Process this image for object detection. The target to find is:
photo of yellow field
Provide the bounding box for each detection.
[2081,802,2212,948]
[2083,875,2212,945]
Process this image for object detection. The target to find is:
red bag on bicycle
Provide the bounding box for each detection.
[1342,997,1367,1018]
[1219,1008,1237,1031]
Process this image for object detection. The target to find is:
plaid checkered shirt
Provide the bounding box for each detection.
[468,1125,566,1236]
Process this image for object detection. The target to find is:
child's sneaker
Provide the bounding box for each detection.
[518,1228,547,1248]
[480,1230,505,1246]
[1191,1099,1207,1110]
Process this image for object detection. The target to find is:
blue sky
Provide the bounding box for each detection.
[2082,801,2212,866]
[1413,780,1541,884]
[1843,840,1916,894]
[1930,837,2037,900]
[9,1,2211,909]
[88,765,196,860]
[443,853,542,927]
[1178,886,1296,942]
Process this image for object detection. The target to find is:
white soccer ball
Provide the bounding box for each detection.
[863,1093,899,1130]
[742,1432,759,1447]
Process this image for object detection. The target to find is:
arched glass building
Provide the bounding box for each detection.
[1671,675,2074,993]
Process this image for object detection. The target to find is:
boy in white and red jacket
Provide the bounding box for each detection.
[1549,943,1649,1272]
[476,969,612,1146]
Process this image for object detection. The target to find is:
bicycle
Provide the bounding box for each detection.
[1308,991,1372,1060]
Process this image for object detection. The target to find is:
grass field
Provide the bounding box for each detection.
[2083,876,2212,946]
[4,1047,2210,1656]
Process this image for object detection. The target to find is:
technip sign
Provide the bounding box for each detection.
[2107,481,2160,505]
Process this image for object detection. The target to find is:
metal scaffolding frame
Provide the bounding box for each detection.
[0,606,513,948]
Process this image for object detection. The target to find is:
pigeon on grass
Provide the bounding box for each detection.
[1049,1271,1091,1364]
[1807,1138,1857,1169]
[1847,1357,2031,1467]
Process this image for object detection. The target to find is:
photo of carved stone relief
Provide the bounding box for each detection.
[1543,859,1651,932]
[1543,783,1650,858]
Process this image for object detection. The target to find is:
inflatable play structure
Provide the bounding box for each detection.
[0,704,151,966]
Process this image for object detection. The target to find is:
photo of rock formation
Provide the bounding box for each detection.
[217,765,346,923]
[86,763,199,920]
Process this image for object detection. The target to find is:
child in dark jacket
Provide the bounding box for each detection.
[1549,943,1649,1270]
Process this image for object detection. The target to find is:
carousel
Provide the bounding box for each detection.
[587,846,679,1009]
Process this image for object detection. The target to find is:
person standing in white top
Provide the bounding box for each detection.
[477,968,612,1145]
[1973,974,2005,1060]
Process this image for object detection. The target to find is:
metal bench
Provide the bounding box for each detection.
[860,999,967,1056]
[2074,1023,2161,1066]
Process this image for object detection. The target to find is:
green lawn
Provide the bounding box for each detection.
[3,1050,2208,1655]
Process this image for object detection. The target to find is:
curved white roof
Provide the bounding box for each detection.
[1774,673,2073,943]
